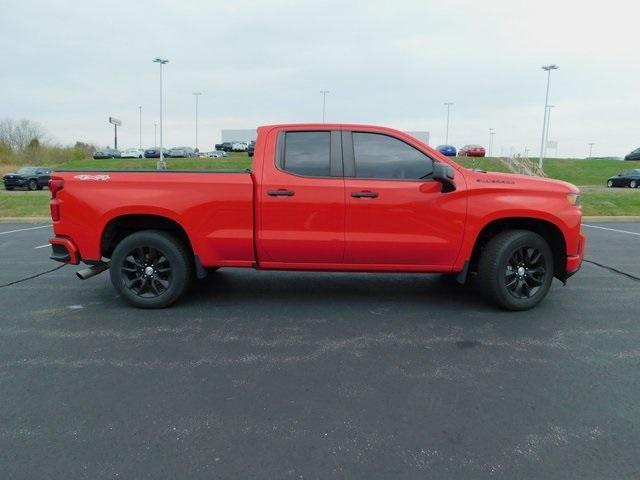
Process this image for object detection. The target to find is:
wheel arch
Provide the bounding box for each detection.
[467,217,567,281]
[101,214,193,260]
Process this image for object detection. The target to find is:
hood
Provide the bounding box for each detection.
[464,168,579,193]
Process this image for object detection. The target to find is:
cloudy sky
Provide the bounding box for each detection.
[1,0,638,158]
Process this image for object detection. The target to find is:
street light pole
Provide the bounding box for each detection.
[154,123,158,146]
[543,104,555,159]
[320,90,330,123]
[153,57,169,170]
[444,102,453,145]
[538,64,558,170]
[489,128,495,156]
[192,92,202,151]
[588,142,595,159]
[138,105,142,150]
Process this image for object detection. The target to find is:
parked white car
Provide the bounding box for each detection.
[207,150,227,158]
[231,142,248,152]
[120,148,144,158]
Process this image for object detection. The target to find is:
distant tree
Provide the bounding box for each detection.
[73,141,97,154]
[0,118,45,152]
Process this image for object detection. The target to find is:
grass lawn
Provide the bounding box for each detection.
[2,154,639,218]
[456,157,638,186]
[0,190,50,217]
[56,153,252,171]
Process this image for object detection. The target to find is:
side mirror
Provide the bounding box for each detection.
[433,162,456,193]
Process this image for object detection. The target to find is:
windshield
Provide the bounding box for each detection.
[17,167,37,174]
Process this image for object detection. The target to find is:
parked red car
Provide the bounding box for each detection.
[48,124,584,311]
[459,144,486,157]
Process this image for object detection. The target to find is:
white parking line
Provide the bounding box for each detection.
[0,224,51,236]
[35,244,50,249]
[583,224,640,237]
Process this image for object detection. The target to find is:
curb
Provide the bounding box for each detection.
[582,216,640,222]
[0,217,51,223]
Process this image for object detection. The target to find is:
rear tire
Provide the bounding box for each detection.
[478,230,554,311]
[28,179,37,191]
[630,180,637,188]
[109,230,193,308]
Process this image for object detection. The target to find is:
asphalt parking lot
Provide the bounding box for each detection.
[1,222,639,479]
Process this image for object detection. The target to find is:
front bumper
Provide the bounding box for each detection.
[49,236,80,265]
[565,230,586,277]
[4,178,26,187]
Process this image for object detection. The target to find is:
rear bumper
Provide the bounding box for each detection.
[49,236,80,265]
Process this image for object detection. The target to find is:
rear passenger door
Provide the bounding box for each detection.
[258,129,345,265]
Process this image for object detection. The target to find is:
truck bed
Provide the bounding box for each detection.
[52,170,256,267]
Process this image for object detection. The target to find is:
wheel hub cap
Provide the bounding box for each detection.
[120,246,172,298]
[504,246,547,299]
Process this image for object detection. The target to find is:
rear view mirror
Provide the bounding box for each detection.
[433,162,456,192]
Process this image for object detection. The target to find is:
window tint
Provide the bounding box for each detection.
[283,131,331,177]
[353,133,433,179]
[353,132,433,180]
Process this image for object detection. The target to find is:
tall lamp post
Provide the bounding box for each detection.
[192,92,202,151]
[488,128,495,156]
[153,57,169,170]
[444,102,453,145]
[543,104,555,158]
[320,90,330,123]
[154,123,158,146]
[138,105,142,150]
[538,64,559,170]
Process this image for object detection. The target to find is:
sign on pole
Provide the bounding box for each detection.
[109,117,122,149]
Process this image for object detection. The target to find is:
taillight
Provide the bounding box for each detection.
[49,178,64,199]
[49,177,63,221]
[50,201,60,221]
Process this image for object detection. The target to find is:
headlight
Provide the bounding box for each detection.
[567,193,581,207]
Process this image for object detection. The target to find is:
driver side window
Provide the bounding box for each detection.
[352,132,433,180]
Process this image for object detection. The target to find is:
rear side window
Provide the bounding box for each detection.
[352,132,433,180]
[283,132,331,177]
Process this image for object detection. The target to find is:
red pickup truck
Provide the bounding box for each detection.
[48,124,584,310]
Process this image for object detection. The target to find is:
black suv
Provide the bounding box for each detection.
[215,142,233,152]
[3,166,52,190]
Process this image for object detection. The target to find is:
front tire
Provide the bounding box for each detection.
[607,180,613,188]
[109,230,193,308]
[28,179,37,191]
[478,230,554,311]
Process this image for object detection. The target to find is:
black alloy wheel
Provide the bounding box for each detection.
[120,246,172,298]
[109,230,193,308]
[478,230,554,311]
[504,246,547,299]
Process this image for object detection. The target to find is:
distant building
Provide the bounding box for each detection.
[221,129,257,143]
[405,131,430,145]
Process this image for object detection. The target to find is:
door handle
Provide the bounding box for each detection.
[351,191,379,198]
[267,189,295,197]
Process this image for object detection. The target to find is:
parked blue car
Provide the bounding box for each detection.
[436,144,457,157]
